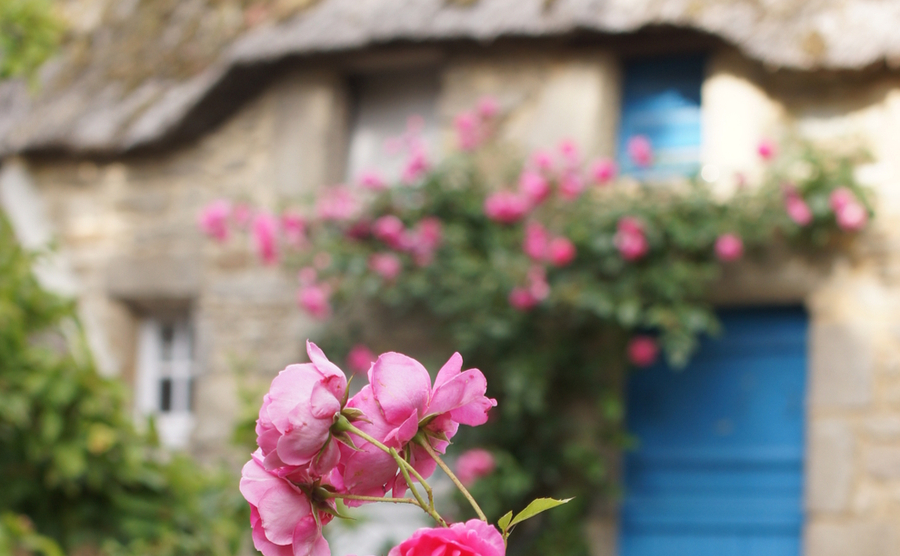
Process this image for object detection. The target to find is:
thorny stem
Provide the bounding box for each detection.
[325,492,419,506]
[392,448,447,527]
[415,434,488,523]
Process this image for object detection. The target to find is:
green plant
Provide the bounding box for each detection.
[0,213,248,555]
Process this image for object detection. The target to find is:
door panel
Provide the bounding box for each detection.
[620,308,807,556]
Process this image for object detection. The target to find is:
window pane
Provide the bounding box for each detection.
[617,55,705,180]
[160,323,175,361]
[159,378,173,412]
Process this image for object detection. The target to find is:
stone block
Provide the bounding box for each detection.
[106,254,202,301]
[809,322,874,409]
[867,447,900,480]
[806,420,855,512]
[806,521,899,556]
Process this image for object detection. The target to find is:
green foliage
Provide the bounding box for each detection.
[0,0,61,80]
[0,214,247,555]
[0,513,63,556]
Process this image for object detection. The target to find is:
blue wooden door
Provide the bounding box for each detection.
[620,308,807,556]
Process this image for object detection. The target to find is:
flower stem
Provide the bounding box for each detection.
[334,417,446,527]
[414,435,488,523]
[325,493,419,505]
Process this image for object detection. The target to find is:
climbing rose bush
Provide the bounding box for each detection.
[204,98,872,556]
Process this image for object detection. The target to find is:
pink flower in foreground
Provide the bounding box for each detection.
[627,135,653,168]
[389,520,505,556]
[558,172,585,200]
[281,212,306,248]
[359,170,386,191]
[836,201,868,231]
[198,200,231,242]
[785,194,813,226]
[456,449,496,487]
[523,222,549,261]
[757,139,776,161]
[628,336,658,368]
[590,159,617,185]
[477,96,499,120]
[373,215,406,247]
[484,191,530,224]
[253,212,280,265]
[240,451,334,556]
[548,236,576,267]
[255,341,348,474]
[614,217,649,261]
[715,233,744,262]
[509,287,538,311]
[369,252,402,281]
[298,284,331,319]
[340,352,496,500]
[519,170,551,205]
[347,344,376,375]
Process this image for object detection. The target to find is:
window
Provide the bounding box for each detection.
[345,69,440,182]
[135,315,196,449]
[617,55,705,180]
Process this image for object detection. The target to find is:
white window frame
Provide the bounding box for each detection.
[135,316,196,449]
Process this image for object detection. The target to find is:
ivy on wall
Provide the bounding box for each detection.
[204,103,872,556]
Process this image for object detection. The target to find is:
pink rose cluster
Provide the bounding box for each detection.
[198,200,308,265]
[454,96,500,151]
[614,217,650,261]
[369,214,444,272]
[241,341,497,556]
[483,140,620,225]
[523,222,576,267]
[830,187,868,231]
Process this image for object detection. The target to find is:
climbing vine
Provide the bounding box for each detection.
[203,100,872,556]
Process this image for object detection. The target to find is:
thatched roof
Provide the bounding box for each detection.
[2,0,900,157]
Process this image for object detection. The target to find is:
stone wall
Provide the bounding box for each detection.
[5,42,900,554]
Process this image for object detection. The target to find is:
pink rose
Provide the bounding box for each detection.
[373,215,406,248]
[628,336,658,368]
[281,211,306,248]
[715,233,744,262]
[240,451,334,556]
[340,353,496,500]
[198,200,231,242]
[614,217,649,261]
[409,217,443,266]
[316,187,358,222]
[627,135,653,168]
[558,139,580,167]
[455,112,480,151]
[402,148,430,184]
[836,201,868,231]
[590,159,617,184]
[508,287,538,311]
[253,212,280,265]
[359,170,386,191]
[523,222,549,261]
[548,236,576,267]
[784,194,812,226]
[558,172,585,200]
[298,284,331,319]
[530,150,554,173]
[369,252,402,281]
[829,187,854,211]
[388,519,505,556]
[484,191,530,224]
[455,449,496,486]
[477,96,499,120]
[347,344,376,375]
[255,341,348,474]
[527,265,550,301]
[757,139,776,161]
[518,170,551,205]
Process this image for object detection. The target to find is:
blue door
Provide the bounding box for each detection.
[620,308,807,556]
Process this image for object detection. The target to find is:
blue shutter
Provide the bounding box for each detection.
[620,308,807,556]
[617,55,705,179]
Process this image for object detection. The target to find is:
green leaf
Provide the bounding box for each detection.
[508,497,573,528]
[497,511,513,532]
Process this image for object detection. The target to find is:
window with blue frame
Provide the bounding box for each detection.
[617,55,705,180]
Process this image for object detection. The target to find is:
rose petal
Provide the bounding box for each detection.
[434,352,463,390]
[257,482,313,545]
[370,352,432,423]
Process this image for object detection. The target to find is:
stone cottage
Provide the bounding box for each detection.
[2,1,900,554]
